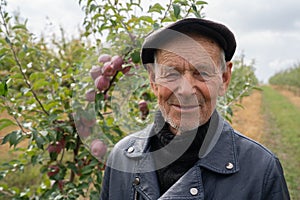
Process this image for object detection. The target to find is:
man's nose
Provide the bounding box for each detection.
[177,74,196,96]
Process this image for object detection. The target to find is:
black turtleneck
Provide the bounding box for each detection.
[150,115,210,195]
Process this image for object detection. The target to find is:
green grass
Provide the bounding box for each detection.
[261,85,300,199]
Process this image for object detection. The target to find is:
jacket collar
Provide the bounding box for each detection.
[197,119,240,174]
[124,110,239,175]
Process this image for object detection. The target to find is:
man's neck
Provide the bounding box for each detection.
[168,121,210,135]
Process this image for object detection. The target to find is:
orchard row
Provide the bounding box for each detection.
[269,64,300,92]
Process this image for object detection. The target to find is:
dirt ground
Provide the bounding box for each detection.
[274,87,300,109]
[231,90,265,142]
[0,111,24,156]
[231,86,300,143]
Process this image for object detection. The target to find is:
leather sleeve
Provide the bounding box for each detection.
[262,157,290,200]
[100,166,111,200]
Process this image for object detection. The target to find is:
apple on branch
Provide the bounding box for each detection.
[102,61,116,77]
[111,55,124,71]
[95,75,110,92]
[90,139,107,159]
[98,54,111,63]
[89,65,102,80]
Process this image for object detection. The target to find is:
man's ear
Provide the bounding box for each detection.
[218,61,232,96]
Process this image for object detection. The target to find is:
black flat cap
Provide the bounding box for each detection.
[141,18,236,66]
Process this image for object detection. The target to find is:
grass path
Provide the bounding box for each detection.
[232,86,300,199]
[261,85,300,199]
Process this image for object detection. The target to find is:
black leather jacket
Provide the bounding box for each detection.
[100,111,290,200]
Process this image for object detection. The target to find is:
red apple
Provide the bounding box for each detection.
[111,55,124,71]
[95,75,110,92]
[57,180,64,191]
[102,62,116,76]
[47,144,57,153]
[85,89,96,102]
[90,139,107,158]
[76,124,91,138]
[57,139,66,149]
[80,116,96,127]
[138,100,148,113]
[47,143,62,154]
[121,66,131,75]
[47,165,60,177]
[89,65,102,80]
[47,140,65,154]
[98,54,111,63]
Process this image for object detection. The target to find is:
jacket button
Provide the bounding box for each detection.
[133,177,140,185]
[127,146,135,153]
[190,188,198,195]
[226,162,234,170]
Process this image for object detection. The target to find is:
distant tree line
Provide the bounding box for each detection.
[269,63,300,94]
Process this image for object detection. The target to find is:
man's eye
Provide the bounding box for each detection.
[166,73,179,78]
[194,71,211,80]
[155,71,180,83]
[162,73,180,81]
[200,72,210,77]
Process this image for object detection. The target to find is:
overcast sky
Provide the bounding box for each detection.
[6,0,300,83]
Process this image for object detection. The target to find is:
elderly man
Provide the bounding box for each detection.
[100,18,290,200]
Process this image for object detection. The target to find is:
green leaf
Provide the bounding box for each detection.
[32,80,50,90]
[35,136,45,149]
[192,4,201,18]
[196,1,208,5]
[81,165,94,175]
[172,4,181,19]
[0,81,8,97]
[5,36,11,44]
[1,133,10,145]
[161,17,173,23]
[148,3,164,14]
[12,24,27,30]
[78,182,89,190]
[90,191,100,200]
[173,0,188,6]
[0,119,16,131]
[139,16,154,23]
[66,162,78,173]
[130,50,140,63]
[29,72,46,82]
[3,130,23,147]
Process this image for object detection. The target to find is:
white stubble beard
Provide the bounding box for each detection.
[159,104,202,134]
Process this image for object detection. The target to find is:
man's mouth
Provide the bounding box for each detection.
[171,104,200,112]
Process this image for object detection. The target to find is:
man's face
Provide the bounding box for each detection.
[150,34,232,134]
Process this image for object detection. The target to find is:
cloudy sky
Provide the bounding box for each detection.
[6,0,300,82]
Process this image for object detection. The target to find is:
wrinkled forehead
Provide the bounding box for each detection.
[155,33,222,67]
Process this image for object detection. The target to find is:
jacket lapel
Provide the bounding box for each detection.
[159,165,204,199]
[198,120,240,174]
